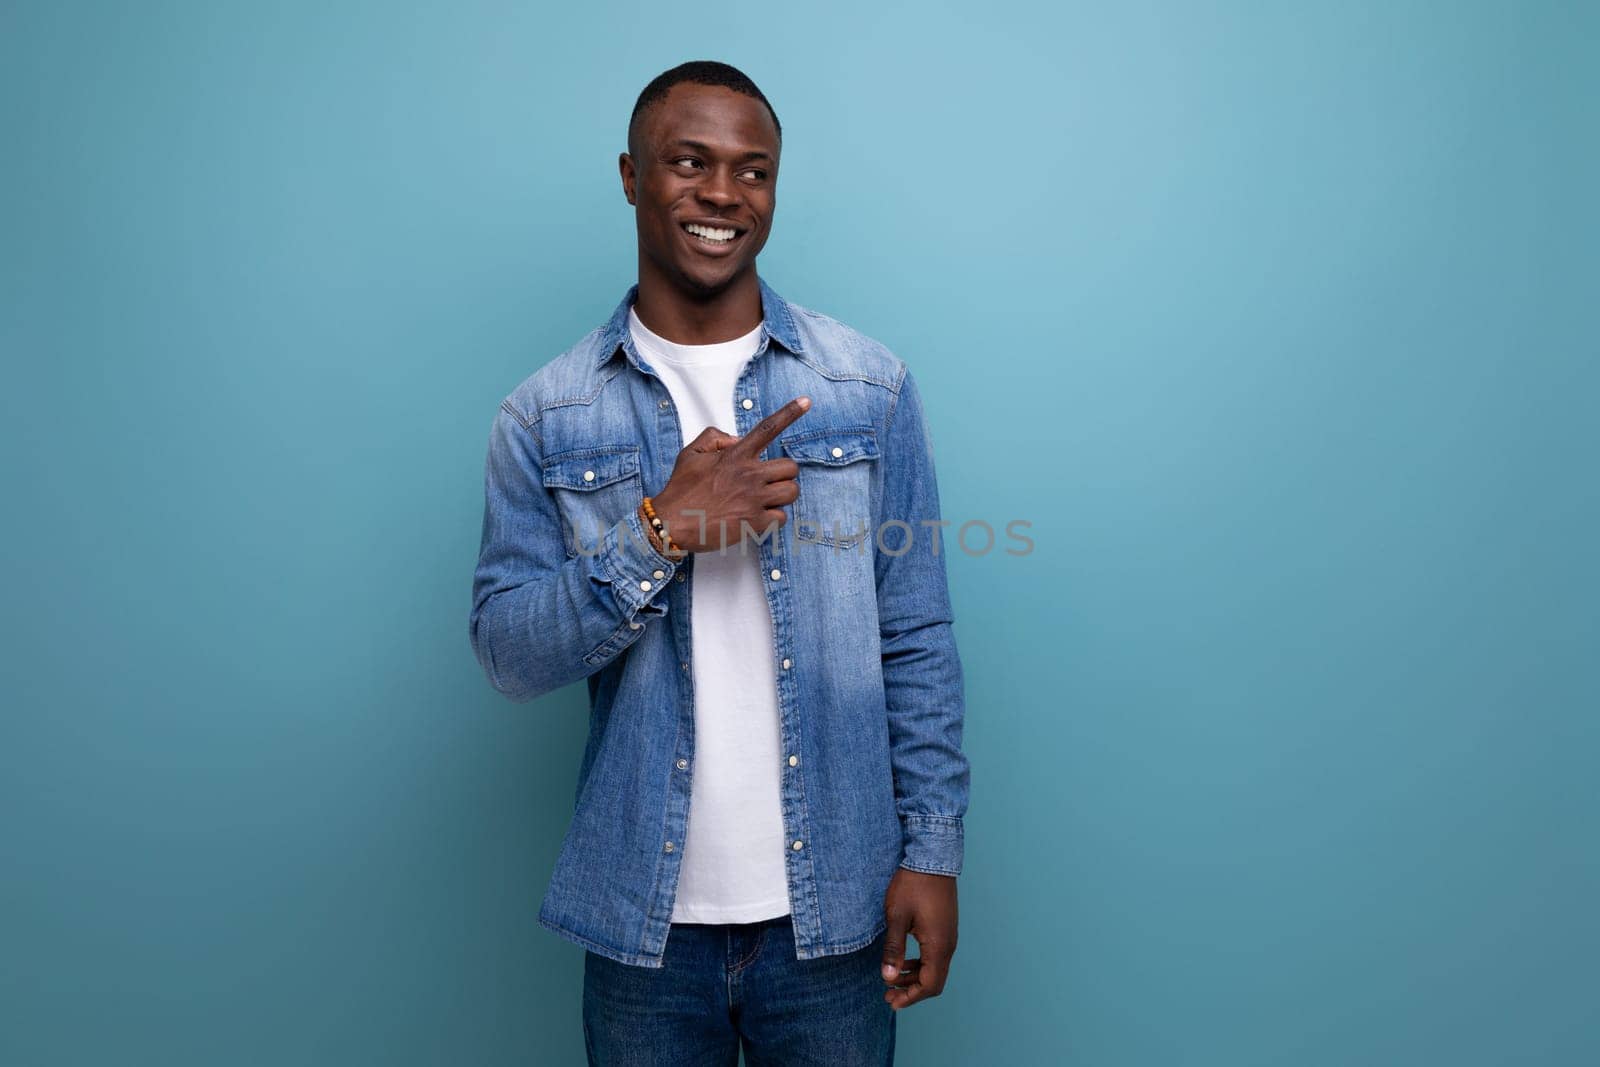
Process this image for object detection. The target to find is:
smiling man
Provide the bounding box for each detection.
[469,60,970,1065]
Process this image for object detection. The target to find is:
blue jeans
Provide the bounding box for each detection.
[582,914,896,1065]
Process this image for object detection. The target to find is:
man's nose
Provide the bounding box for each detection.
[696,168,739,208]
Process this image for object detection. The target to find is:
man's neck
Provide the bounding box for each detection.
[633,267,763,346]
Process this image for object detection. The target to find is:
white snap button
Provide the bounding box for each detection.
[639,580,652,591]
[629,621,641,630]
[653,569,665,580]
[788,755,798,767]
[781,658,791,669]
[742,398,754,410]
[583,469,596,482]
[659,399,670,408]
[664,841,674,852]
[676,758,688,770]
[791,840,804,851]
[770,568,782,581]
[831,446,843,458]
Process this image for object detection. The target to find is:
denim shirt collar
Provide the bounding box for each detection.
[593,274,805,369]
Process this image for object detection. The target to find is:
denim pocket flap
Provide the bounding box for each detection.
[779,427,879,467]
[541,445,641,491]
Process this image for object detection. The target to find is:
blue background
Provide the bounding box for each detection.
[3,1,1595,1064]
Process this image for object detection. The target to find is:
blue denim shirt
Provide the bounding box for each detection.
[469,277,969,968]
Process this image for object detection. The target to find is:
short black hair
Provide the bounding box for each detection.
[628,60,782,155]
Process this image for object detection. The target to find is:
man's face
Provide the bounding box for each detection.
[621,83,780,295]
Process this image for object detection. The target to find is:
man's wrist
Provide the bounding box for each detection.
[637,500,688,561]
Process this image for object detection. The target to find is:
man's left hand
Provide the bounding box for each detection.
[880,868,958,1010]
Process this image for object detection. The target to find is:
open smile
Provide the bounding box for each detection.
[680,221,748,254]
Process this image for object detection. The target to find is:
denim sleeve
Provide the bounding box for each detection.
[469,403,680,702]
[875,366,970,877]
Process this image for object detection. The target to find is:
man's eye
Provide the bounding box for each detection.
[740,169,767,181]
[673,157,703,169]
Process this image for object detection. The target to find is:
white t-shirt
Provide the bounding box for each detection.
[628,307,792,924]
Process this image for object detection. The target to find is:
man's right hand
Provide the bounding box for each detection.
[650,396,812,553]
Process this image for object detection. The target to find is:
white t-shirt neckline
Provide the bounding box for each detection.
[628,307,764,367]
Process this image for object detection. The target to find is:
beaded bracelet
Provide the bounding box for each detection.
[639,496,686,559]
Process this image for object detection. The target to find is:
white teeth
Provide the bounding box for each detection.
[685,223,738,242]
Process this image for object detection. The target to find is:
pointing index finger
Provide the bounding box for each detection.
[732,396,811,457]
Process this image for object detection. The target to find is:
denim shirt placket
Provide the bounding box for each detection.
[618,325,824,963]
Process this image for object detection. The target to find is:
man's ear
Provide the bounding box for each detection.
[618,152,636,206]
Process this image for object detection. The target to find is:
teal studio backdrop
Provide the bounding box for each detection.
[2,1,1595,1064]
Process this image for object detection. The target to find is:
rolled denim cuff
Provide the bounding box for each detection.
[897,814,964,877]
[595,508,680,619]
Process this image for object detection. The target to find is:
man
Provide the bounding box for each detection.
[469,60,969,1065]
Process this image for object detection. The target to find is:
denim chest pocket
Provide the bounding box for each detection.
[780,427,879,550]
[541,444,643,558]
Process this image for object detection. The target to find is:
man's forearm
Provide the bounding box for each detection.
[883,615,969,875]
[469,407,679,702]
[471,507,678,701]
